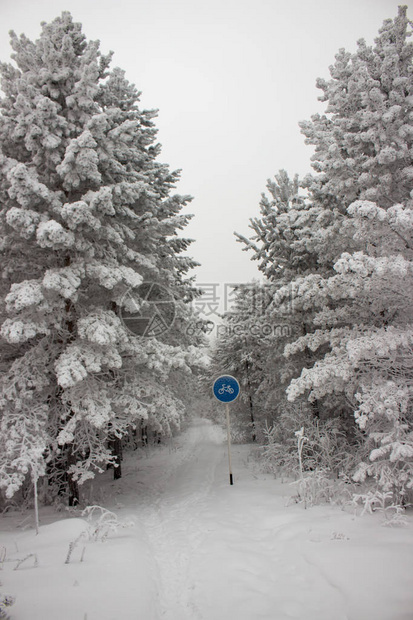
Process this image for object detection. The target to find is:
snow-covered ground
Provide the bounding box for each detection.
[1,418,413,620]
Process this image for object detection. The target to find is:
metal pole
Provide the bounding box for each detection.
[226,403,233,485]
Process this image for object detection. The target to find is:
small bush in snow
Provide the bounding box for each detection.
[290,469,354,508]
[64,505,134,564]
[261,407,357,479]
[13,553,38,571]
[0,587,15,620]
[65,532,88,565]
[82,505,134,542]
[262,406,362,507]
[352,490,409,526]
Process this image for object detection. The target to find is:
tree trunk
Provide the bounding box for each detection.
[63,275,80,505]
[245,360,256,442]
[311,399,320,419]
[32,465,39,535]
[248,391,256,442]
[109,436,123,480]
[67,446,79,506]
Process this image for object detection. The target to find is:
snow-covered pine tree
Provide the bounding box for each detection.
[235,170,320,281]
[283,199,413,503]
[234,8,413,503]
[0,13,201,505]
[276,7,413,503]
[234,171,332,421]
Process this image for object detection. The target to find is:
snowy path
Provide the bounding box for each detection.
[135,420,226,619]
[133,418,348,620]
[1,418,413,620]
[112,418,413,620]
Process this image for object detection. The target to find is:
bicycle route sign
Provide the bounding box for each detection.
[212,375,240,403]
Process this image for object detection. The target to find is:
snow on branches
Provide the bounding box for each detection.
[0,12,201,505]
[234,7,413,505]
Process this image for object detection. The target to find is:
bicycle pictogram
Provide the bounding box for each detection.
[213,375,240,403]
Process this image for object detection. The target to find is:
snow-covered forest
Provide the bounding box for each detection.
[212,5,413,509]
[1,7,413,620]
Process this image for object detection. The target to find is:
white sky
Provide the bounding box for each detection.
[0,0,407,301]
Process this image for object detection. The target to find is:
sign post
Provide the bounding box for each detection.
[213,375,240,485]
[225,403,233,485]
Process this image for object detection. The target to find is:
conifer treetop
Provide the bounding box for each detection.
[300,5,413,210]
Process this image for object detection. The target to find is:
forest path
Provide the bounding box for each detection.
[130,418,349,620]
[135,418,226,619]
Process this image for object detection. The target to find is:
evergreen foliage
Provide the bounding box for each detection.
[233,6,413,506]
[0,13,202,505]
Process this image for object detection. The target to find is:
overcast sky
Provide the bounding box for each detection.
[0,0,407,310]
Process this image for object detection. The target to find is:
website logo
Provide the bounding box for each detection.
[120,282,175,337]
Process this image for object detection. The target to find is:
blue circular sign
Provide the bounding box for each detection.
[213,375,240,403]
